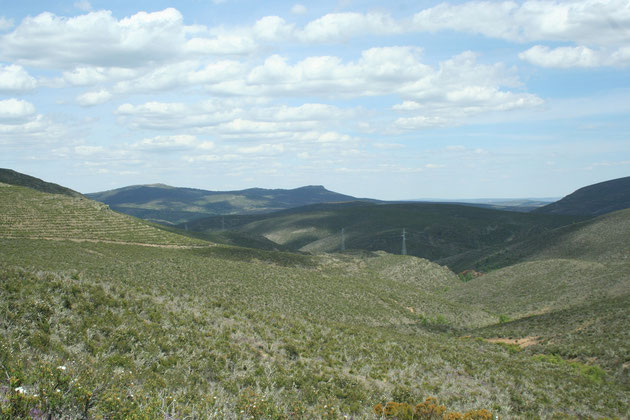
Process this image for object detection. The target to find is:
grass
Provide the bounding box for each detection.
[1,238,629,418]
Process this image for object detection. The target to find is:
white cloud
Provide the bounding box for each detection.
[291,4,308,15]
[411,0,630,46]
[394,115,449,130]
[520,45,630,68]
[298,12,401,42]
[0,64,37,93]
[184,34,257,55]
[254,16,295,42]
[0,8,187,69]
[133,135,200,152]
[0,98,36,122]
[116,100,240,130]
[62,66,138,86]
[115,99,354,138]
[76,89,113,106]
[0,100,67,146]
[74,145,105,156]
[236,143,285,154]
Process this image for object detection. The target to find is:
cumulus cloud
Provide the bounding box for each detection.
[298,12,401,42]
[115,99,353,136]
[133,135,203,152]
[0,99,67,145]
[0,98,36,122]
[76,89,113,106]
[236,143,285,154]
[116,100,240,130]
[411,0,630,46]
[520,45,630,67]
[0,64,37,93]
[0,8,187,69]
[62,66,138,86]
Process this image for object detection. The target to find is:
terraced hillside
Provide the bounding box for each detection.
[0,168,82,198]
[0,183,206,246]
[185,202,585,267]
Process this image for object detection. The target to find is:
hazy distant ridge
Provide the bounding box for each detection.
[87,184,373,224]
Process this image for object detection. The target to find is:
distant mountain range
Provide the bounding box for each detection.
[86,184,373,225]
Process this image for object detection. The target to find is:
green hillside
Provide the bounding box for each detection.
[0,183,205,246]
[457,207,630,272]
[2,175,629,417]
[447,209,630,386]
[0,168,82,198]
[87,184,370,225]
[534,175,630,216]
[185,202,585,268]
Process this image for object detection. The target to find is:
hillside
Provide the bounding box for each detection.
[2,174,629,418]
[184,202,585,267]
[0,168,82,198]
[87,184,370,225]
[534,175,630,216]
[454,207,630,272]
[0,183,205,246]
[447,208,630,384]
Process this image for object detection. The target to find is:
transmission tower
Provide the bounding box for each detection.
[401,228,407,255]
[341,228,346,251]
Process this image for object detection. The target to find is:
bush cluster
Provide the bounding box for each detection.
[374,397,493,419]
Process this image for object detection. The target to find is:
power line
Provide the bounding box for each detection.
[401,228,407,255]
[341,227,345,251]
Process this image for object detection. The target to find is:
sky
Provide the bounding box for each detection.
[1,0,629,200]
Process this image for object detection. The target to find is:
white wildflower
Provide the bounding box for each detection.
[15,386,25,394]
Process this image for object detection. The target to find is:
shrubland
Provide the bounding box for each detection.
[1,183,628,418]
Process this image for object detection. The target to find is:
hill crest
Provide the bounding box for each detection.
[87,183,373,225]
[0,168,82,198]
[534,176,630,216]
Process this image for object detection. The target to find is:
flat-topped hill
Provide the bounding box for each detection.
[87,184,372,224]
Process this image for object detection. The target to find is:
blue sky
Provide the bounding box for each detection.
[1,0,629,199]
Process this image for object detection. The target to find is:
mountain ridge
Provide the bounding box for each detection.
[87,183,375,225]
[0,168,83,198]
[534,175,630,216]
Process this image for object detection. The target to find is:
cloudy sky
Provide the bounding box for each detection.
[1,0,629,199]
